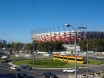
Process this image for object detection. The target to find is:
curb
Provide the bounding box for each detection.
[8,62,87,69]
[8,62,104,70]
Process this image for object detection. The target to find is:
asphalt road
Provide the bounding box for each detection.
[0,63,103,78]
[0,50,104,78]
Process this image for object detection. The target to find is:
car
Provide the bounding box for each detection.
[42,72,58,78]
[63,68,75,73]
[17,72,27,78]
[10,66,21,71]
[0,74,16,78]
[21,65,32,70]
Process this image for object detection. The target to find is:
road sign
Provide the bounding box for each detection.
[76,46,80,51]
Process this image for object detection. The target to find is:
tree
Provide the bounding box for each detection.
[78,38,104,52]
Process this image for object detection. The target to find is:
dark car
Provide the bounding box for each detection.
[15,66,21,71]
[0,74,16,78]
[21,65,32,70]
[17,72,27,78]
[42,72,58,78]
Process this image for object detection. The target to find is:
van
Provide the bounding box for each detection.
[63,68,75,73]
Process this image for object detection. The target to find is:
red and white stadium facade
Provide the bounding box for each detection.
[32,31,82,43]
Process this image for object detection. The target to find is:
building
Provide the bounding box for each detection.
[2,40,7,44]
[31,30,104,44]
[30,27,104,52]
[0,39,2,43]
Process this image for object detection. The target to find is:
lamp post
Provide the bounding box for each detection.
[78,26,87,40]
[93,42,95,57]
[30,38,35,68]
[15,69,18,78]
[33,40,35,68]
[18,41,20,59]
[78,26,87,51]
[65,24,77,78]
[86,37,88,77]
[67,25,71,44]
[11,41,15,61]
[78,27,88,76]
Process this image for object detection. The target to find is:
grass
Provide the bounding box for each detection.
[88,59,104,65]
[12,55,104,68]
[13,59,74,68]
[13,58,104,68]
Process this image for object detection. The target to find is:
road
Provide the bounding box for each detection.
[0,50,104,78]
[0,63,103,78]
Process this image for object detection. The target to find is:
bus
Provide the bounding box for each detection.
[53,54,86,64]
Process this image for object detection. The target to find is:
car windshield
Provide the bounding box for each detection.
[22,74,27,76]
[48,72,56,76]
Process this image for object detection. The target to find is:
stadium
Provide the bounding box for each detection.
[30,28,104,44]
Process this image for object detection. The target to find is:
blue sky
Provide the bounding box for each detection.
[0,0,104,43]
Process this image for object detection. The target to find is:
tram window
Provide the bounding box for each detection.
[58,57,63,59]
[68,58,75,60]
[77,59,84,61]
[53,56,57,58]
[64,57,67,59]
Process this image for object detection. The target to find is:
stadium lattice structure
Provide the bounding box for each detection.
[30,29,104,44]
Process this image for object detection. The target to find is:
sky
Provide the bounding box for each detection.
[0,0,104,43]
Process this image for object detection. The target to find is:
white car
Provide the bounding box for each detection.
[63,68,75,73]
[10,66,21,71]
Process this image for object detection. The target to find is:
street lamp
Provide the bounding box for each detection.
[65,24,77,78]
[18,42,20,59]
[78,26,87,40]
[78,27,89,76]
[11,41,15,61]
[65,24,71,44]
[15,69,18,78]
[86,37,89,77]
[93,42,97,58]
[30,38,35,68]
[10,41,18,78]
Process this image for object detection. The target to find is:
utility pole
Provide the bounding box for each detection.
[65,24,77,78]
[18,42,20,59]
[30,38,35,68]
[86,38,89,77]
[33,39,35,68]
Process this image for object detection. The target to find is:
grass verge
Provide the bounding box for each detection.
[13,58,104,68]
[13,59,74,68]
[88,59,104,65]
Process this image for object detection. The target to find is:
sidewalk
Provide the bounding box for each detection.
[58,74,103,78]
[8,62,85,69]
[68,75,102,78]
